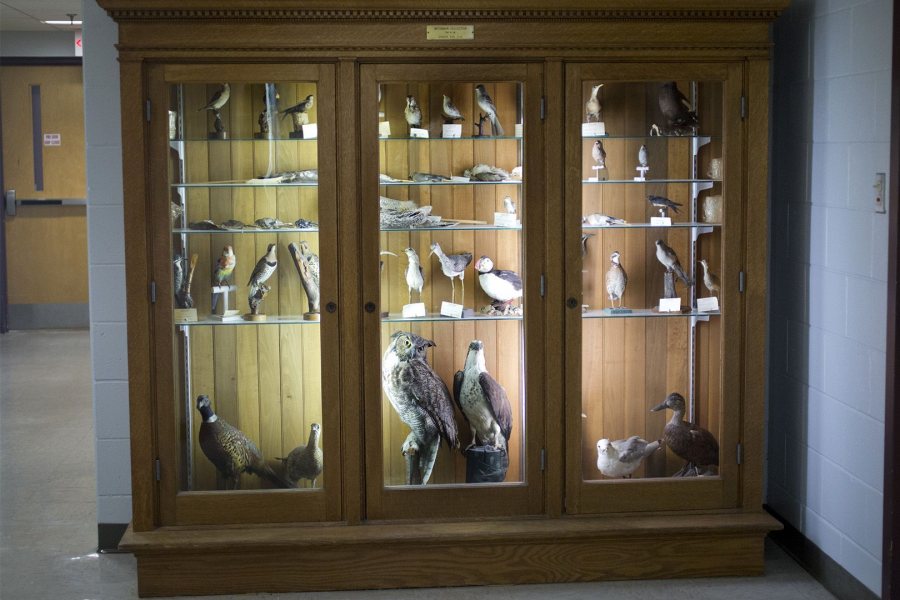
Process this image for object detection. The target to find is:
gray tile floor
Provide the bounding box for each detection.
[0,330,837,599]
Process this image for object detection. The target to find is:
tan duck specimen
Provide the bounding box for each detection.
[650,392,719,477]
[277,423,324,488]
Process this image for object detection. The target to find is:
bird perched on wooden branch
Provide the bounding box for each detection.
[429,242,473,305]
[280,94,314,119]
[475,84,504,136]
[453,340,513,453]
[596,436,660,478]
[248,243,278,295]
[651,392,718,476]
[196,395,293,490]
[277,423,324,488]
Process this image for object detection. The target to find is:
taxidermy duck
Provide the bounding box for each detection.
[596,436,660,478]
[650,392,719,476]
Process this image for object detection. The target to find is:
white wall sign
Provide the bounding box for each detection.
[43,133,61,146]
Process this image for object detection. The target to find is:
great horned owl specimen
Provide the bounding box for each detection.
[382,331,459,484]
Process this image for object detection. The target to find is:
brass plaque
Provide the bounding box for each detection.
[426,25,474,40]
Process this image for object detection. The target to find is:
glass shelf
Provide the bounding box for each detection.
[381,224,521,232]
[581,308,719,319]
[380,180,522,187]
[581,134,715,141]
[173,227,319,234]
[581,178,718,185]
[582,222,719,230]
[177,315,322,327]
[380,136,523,141]
[172,181,318,188]
[173,137,317,142]
[380,312,524,323]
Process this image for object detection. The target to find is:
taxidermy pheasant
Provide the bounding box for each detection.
[277,423,324,488]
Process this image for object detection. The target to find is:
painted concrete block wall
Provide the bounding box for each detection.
[0,31,76,57]
[83,0,132,526]
[768,0,891,594]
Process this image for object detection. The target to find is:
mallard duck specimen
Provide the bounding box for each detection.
[650,392,719,477]
[596,436,660,478]
[196,395,293,490]
[277,423,324,488]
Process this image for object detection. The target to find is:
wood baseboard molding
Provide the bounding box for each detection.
[122,512,779,597]
[765,506,879,600]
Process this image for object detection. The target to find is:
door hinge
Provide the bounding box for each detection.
[539,273,545,297]
[540,448,546,471]
[149,280,157,303]
[740,95,747,120]
[540,96,546,120]
[154,458,161,481]
[739,270,746,293]
[736,443,743,465]
[145,99,151,122]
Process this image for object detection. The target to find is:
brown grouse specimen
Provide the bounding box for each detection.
[650,392,719,477]
[196,395,293,490]
[277,423,324,488]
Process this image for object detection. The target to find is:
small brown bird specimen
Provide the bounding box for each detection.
[699,259,721,296]
[277,423,324,488]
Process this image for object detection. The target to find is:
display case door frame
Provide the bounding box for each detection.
[147,63,342,526]
[360,63,546,520]
[562,62,744,514]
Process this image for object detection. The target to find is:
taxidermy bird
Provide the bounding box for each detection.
[475,84,504,136]
[429,242,473,305]
[583,213,626,226]
[474,255,523,314]
[280,94,314,119]
[658,81,698,129]
[403,247,425,304]
[212,245,236,286]
[277,423,324,488]
[410,172,450,182]
[503,196,516,215]
[248,243,278,294]
[605,251,627,308]
[453,340,513,452]
[404,95,422,129]
[651,392,718,476]
[382,331,459,485]
[648,195,682,215]
[596,436,660,478]
[698,259,721,296]
[441,94,465,122]
[198,83,230,112]
[195,395,292,490]
[585,83,603,122]
[581,233,595,258]
[464,164,510,182]
[655,240,693,286]
[638,144,649,168]
[592,140,607,169]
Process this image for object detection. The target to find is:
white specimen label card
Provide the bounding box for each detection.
[173,308,198,323]
[409,127,429,138]
[658,297,682,312]
[650,217,672,226]
[514,123,524,138]
[378,121,391,138]
[301,124,318,139]
[581,122,606,137]
[402,302,427,318]
[494,212,519,227]
[440,301,465,318]
[697,296,720,312]
[442,124,462,138]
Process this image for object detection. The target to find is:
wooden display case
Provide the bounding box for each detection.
[99,1,788,596]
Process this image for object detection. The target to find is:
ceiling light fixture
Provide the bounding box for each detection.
[43,13,82,25]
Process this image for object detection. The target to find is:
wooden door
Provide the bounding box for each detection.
[0,65,88,329]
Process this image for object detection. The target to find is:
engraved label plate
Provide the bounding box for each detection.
[426,25,474,40]
[581,122,606,137]
[409,127,429,138]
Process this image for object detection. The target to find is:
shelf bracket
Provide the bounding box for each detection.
[691,225,715,244]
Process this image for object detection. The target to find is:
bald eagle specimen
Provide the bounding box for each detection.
[453,340,513,453]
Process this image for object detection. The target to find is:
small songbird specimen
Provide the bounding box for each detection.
[382,331,459,485]
[596,436,660,478]
[475,84,504,136]
[581,233,595,258]
[248,243,278,294]
[453,340,513,453]
[699,259,721,296]
[402,247,425,304]
[198,83,230,112]
[277,423,324,488]
[474,255,523,314]
[503,196,516,215]
[429,242,473,305]
[605,251,627,308]
[638,144,649,168]
[658,81,699,130]
[585,83,603,122]
[592,140,607,169]
[651,392,719,476]
[280,94,314,119]
[648,194,682,215]
[655,240,694,286]
[196,395,292,490]
[212,245,236,286]
[404,95,422,129]
[441,94,465,123]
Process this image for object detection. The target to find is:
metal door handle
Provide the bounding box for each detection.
[4,190,87,216]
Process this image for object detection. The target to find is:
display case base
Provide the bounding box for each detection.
[303,312,320,321]
[121,511,780,597]
[208,131,227,140]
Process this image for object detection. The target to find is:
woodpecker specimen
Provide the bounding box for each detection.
[403,247,425,304]
[658,81,698,131]
[585,83,603,122]
[651,392,719,476]
[441,94,465,123]
[196,395,293,490]
[655,240,693,286]
[404,95,422,129]
[474,255,523,314]
[648,195,682,215]
[429,242,473,305]
[698,259,721,296]
[198,83,230,112]
[453,340,513,453]
[596,436,660,478]
[475,84,504,136]
[277,423,324,488]
[605,251,627,309]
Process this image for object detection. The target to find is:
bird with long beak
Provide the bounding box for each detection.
[585,83,603,122]
[650,392,718,476]
[404,95,422,129]
[698,259,721,296]
[474,255,523,314]
[429,242,472,305]
[402,247,425,304]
